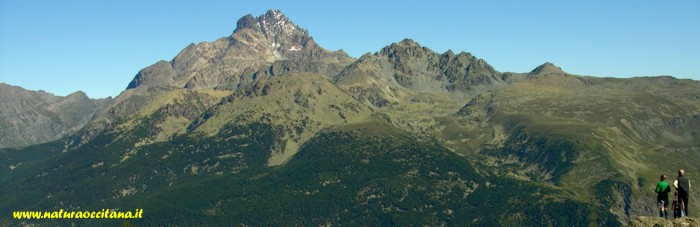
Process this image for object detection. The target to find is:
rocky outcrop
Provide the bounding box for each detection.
[629,216,700,226]
[126,60,176,89]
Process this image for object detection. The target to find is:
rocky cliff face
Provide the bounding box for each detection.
[0,83,111,148]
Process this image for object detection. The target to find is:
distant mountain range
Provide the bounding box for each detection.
[1,10,699,226]
[0,83,111,148]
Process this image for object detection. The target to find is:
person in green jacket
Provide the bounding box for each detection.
[656,174,672,219]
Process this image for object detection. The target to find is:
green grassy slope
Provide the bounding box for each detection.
[1,120,618,226]
[443,74,700,221]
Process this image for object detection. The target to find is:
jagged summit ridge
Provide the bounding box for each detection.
[233,9,312,52]
[234,9,307,36]
[259,10,305,40]
[335,38,503,108]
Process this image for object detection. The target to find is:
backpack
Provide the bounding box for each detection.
[673,195,686,218]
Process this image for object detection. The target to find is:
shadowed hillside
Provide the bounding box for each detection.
[0,83,111,148]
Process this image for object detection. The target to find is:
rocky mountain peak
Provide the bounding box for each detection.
[232,9,313,53]
[65,90,90,101]
[443,49,456,57]
[397,38,421,47]
[530,62,567,75]
[235,10,299,33]
[260,9,298,33]
[127,9,353,91]
[371,38,419,50]
[335,38,503,109]
[380,38,429,56]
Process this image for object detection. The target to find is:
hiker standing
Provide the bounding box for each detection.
[656,174,671,219]
[674,169,691,216]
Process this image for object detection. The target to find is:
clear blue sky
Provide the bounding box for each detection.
[1,1,698,98]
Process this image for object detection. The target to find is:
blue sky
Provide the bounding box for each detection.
[1,1,698,98]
